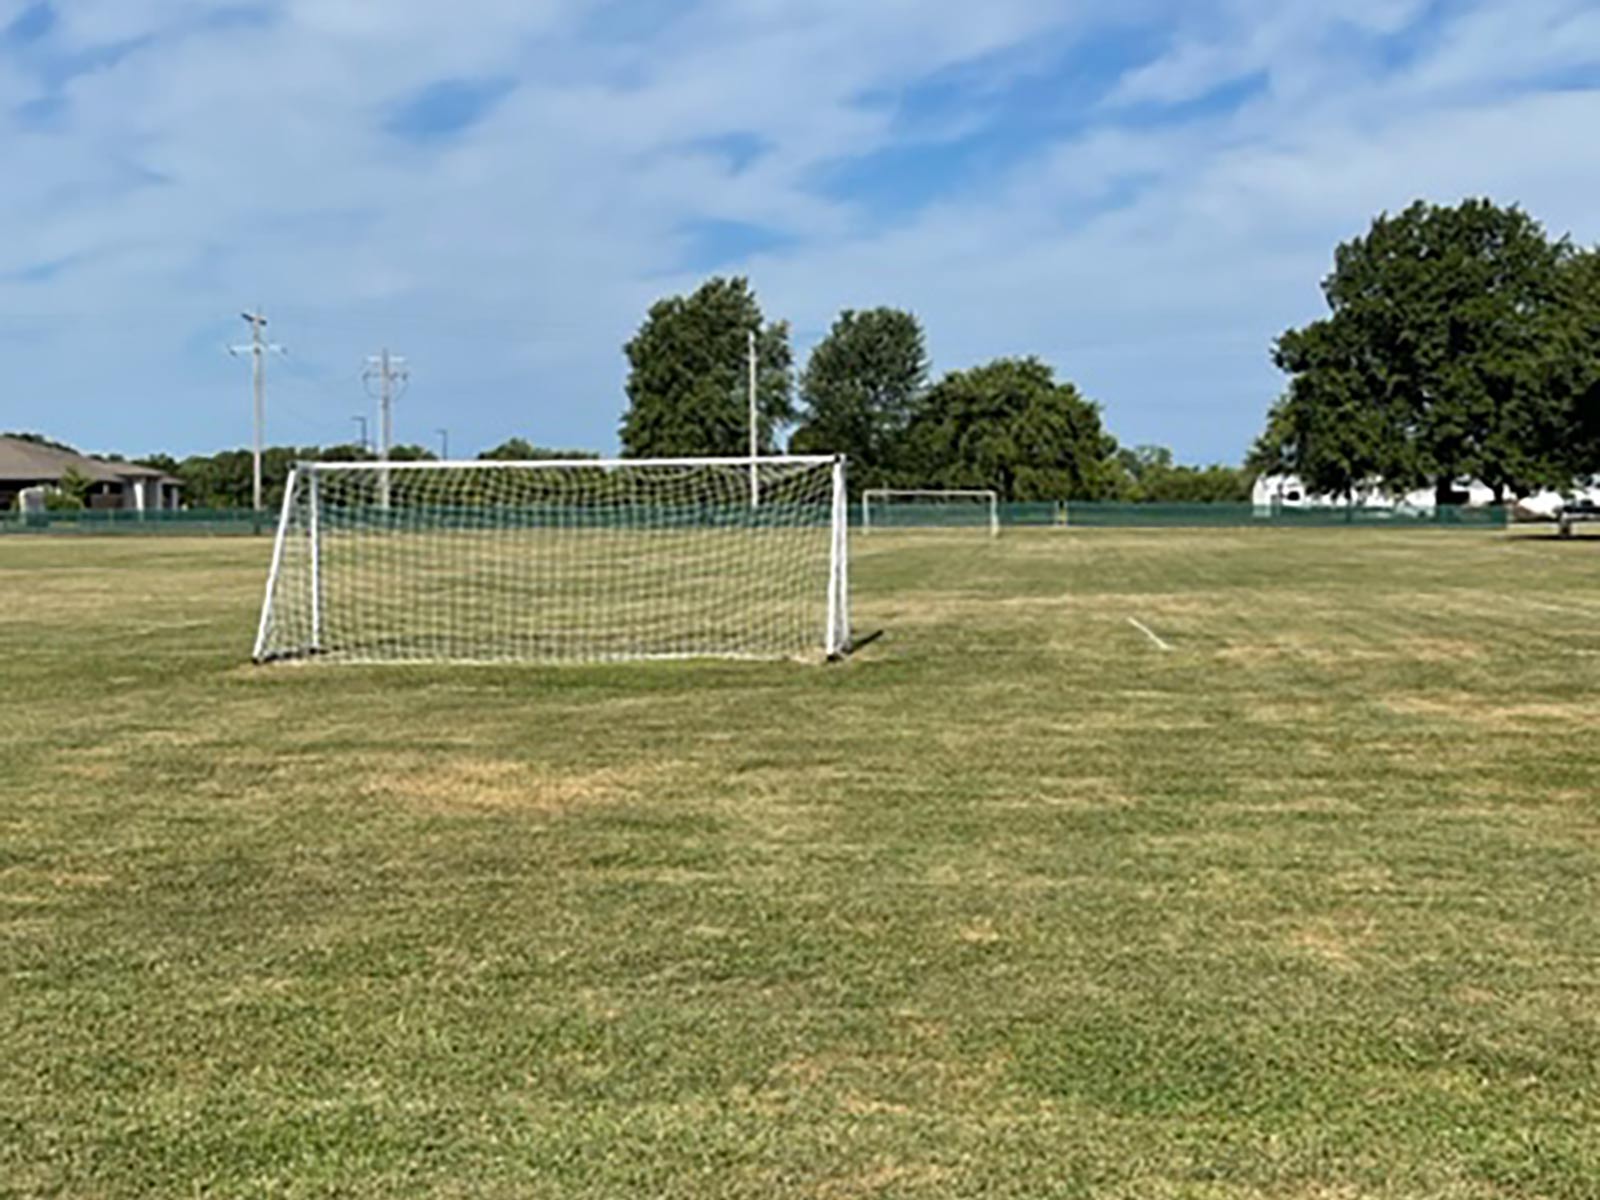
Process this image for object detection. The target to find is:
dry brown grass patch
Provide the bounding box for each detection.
[365,756,679,814]
[1383,693,1594,727]
[956,918,1004,944]
[817,1163,952,1197]
[1286,916,1377,971]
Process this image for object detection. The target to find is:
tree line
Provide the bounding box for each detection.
[621,199,1600,506]
[619,278,1247,502]
[1,436,596,511]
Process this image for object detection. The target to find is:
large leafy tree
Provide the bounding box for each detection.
[620,277,792,457]
[789,307,927,487]
[1250,316,1416,498]
[1550,248,1600,473]
[1258,199,1579,501]
[901,357,1119,501]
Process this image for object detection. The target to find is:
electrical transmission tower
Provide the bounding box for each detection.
[228,309,286,512]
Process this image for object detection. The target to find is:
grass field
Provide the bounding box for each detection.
[3,528,1598,1198]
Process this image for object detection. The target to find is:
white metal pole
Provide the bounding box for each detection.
[748,329,759,509]
[251,317,265,512]
[252,468,299,661]
[989,492,1000,538]
[826,456,849,657]
[230,310,281,513]
[308,467,322,653]
[380,348,392,508]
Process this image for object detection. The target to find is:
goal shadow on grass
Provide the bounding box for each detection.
[847,628,886,654]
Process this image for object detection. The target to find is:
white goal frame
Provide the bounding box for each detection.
[861,488,1000,537]
[252,455,851,664]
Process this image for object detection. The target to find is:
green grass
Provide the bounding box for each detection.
[2,528,1598,1198]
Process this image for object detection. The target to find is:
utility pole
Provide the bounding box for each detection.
[352,415,368,452]
[228,309,285,512]
[436,427,449,460]
[363,348,408,506]
[747,328,759,508]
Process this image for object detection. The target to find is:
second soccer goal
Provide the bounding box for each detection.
[253,455,850,664]
[860,489,1000,537]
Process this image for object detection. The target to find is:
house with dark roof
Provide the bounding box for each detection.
[0,436,182,512]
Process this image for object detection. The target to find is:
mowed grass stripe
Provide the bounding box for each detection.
[1,528,1597,1198]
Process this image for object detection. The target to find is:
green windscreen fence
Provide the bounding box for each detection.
[2,501,1511,535]
[1056,503,1508,528]
[0,509,270,535]
[859,502,1509,529]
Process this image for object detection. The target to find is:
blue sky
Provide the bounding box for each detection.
[2,0,1599,463]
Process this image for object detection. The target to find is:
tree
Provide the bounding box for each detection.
[1251,316,1416,499]
[1116,444,1250,502]
[620,277,792,457]
[3,431,77,453]
[1548,248,1600,475]
[901,357,1120,501]
[47,466,91,511]
[387,444,439,463]
[477,438,597,461]
[790,308,927,487]
[1261,199,1580,502]
[317,443,376,463]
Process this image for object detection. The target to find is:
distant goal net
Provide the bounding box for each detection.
[861,489,999,537]
[253,456,850,664]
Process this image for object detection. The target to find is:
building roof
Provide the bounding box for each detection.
[0,436,180,487]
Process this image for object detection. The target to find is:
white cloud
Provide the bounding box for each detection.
[0,0,1597,461]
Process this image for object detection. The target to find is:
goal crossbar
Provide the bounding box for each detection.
[253,455,851,665]
[302,455,841,473]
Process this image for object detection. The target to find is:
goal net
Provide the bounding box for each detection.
[253,456,850,664]
[861,489,999,537]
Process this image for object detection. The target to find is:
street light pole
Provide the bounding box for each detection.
[228,309,284,512]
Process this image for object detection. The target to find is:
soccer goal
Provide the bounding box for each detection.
[861,489,999,537]
[252,456,850,664]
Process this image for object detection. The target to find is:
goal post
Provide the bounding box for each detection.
[861,489,1000,537]
[252,455,850,664]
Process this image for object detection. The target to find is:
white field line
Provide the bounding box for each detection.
[1127,616,1173,652]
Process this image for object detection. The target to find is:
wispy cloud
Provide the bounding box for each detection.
[0,0,1597,461]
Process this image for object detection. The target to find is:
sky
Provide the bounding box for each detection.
[2,0,1598,464]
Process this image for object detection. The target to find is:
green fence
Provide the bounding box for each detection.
[0,509,269,536]
[0,501,1511,536]
[855,501,1508,529]
[1054,502,1509,529]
